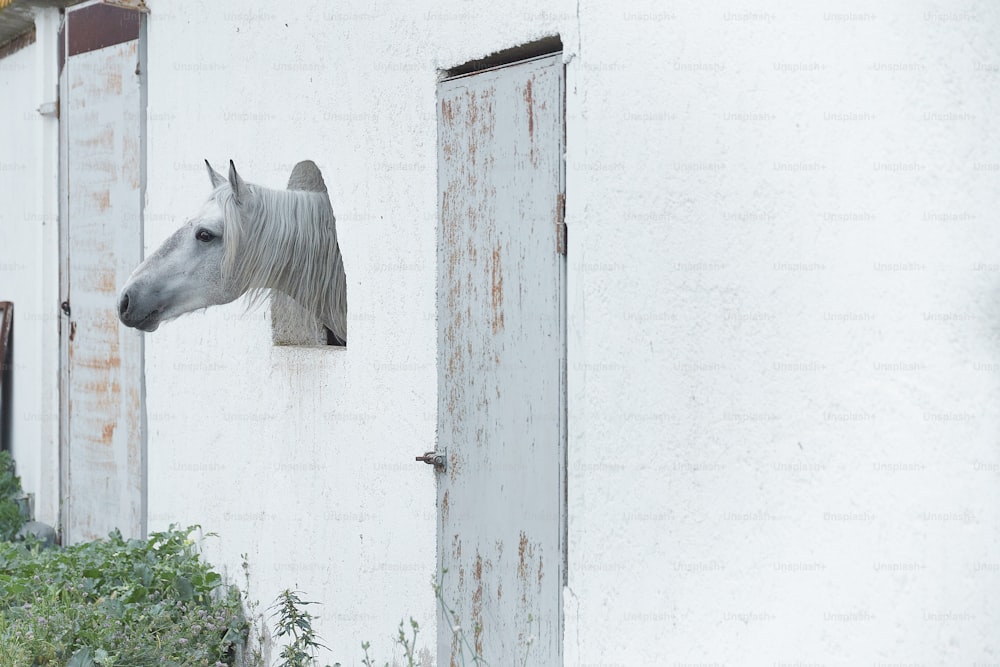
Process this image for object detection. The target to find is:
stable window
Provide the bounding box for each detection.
[270,293,345,347]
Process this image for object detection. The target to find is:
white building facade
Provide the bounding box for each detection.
[1,0,998,664]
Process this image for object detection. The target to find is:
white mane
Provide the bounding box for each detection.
[213,182,347,342]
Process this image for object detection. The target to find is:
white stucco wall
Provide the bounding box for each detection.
[0,11,60,528]
[0,0,986,664]
[141,2,582,661]
[564,2,1000,665]
[145,0,1000,663]
[141,3,446,661]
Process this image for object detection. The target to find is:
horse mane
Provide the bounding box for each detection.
[212,181,347,342]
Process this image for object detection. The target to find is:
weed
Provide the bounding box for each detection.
[356,617,421,667]
[434,571,487,666]
[241,553,267,666]
[271,589,329,667]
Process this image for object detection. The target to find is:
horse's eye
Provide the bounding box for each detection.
[196,229,215,243]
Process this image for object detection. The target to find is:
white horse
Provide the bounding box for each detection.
[118,160,347,344]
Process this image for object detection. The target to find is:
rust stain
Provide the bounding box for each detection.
[78,352,120,370]
[95,311,120,335]
[81,125,114,149]
[97,270,116,294]
[101,422,115,445]
[93,190,111,211]
[127,414,140,467]
[490,243,504,333]
[100,50,124,94]
[441,98,455,124]
[518,531,528,582]
[524,79,534,137]
[107,69,122,94]
[441,490,449,524]
[485,91,496,137]
[466,89,478,131]
[123,134,141,189]
[472,551,484,655]
[524,78,539,166]
[99,379,121,406]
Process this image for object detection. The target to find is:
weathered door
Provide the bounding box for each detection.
[59,2,146,543]
[436,53,566,665]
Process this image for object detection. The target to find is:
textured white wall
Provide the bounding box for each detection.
[0,10,60,528]
[565,1,1000,665]
[142,2,443,662]
[141,2,581,661]
[138,0,1000,664]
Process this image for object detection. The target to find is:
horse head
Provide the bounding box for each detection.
[118,160,347,342]
[118,160,247,332]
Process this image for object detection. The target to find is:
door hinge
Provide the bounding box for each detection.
[556,192,567,256]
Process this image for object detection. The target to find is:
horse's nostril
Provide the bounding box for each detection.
[119,292,130,318]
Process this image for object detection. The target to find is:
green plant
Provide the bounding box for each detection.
[271,589,329,667]
[0,451,24,541]
[240,553,267,667]
[395,617,420,667]
[358,617,421,667]
[0,525,248,666]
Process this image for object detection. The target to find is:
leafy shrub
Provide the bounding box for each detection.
[0,451,439,666]
[0,525,247,667]
[0,451,24,541]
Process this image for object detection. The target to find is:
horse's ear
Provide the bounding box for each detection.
[205,160,225,189]
[228,160,246,204]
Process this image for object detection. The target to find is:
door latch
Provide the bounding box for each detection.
[415,450,446,471]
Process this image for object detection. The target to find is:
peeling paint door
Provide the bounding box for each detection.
[59,2,146,543]
[436,53,566,665]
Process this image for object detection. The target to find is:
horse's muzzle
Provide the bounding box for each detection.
[118,289,160,331]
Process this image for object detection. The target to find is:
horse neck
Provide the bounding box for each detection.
[227,186,346,337]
